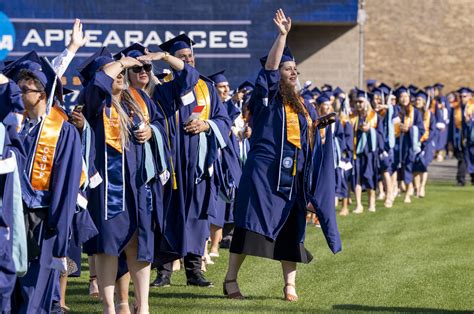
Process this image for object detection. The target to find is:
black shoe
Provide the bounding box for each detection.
[150,274,171,287]
[456,181,465,187]
[187,273,214,287]
[220,237,232,249]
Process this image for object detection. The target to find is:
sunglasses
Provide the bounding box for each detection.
[20,88,44,94]
[131,64,152,73]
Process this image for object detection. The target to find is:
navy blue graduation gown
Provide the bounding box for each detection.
[448,103,474,174]
[393,107,425,184]
[16,109,82,314]
[68,122,100,275]
[378,106,398,174]
[209,99,242,228]
[333,119,350,198]
[152,64,212,262]
[351,113,384,190]
[82,72,155,262]
[414,111,437,172]
[235,68,341,254]
[155,70,231,257]
[0,81,26,312]
[434,96,450,151]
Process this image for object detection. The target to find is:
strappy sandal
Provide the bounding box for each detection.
[223,279,244,300]
[88,276,99,298]
[283,283,298,302]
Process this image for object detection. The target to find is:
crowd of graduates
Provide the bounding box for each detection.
[0,9,472,314]
[300,77,474,219]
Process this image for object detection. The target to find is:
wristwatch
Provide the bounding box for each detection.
[163,52,170,61]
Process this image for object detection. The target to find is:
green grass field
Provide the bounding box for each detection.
[67,182,474,313]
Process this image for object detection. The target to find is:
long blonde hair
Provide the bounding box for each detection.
[111,88,145,149]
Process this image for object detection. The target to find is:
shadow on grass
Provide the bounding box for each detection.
[333,304,472,313]
[150,291,272,301]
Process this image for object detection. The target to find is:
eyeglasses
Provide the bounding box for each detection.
[118,69,126,76]
[20,88,44,94]
[131,64,152,73]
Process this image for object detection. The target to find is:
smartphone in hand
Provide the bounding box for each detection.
[73,104,84,113]
[316,112,336,129]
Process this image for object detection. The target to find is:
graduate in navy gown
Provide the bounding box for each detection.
[148,34,231,288]
[433,83,450,160]
[350,89,384,213]
[3,52,82,314]
[332,88,354,216]
[392,86,425,203]
[206,69,242,260]
[413,90,437,198]
[371,84,396,208]
[224,9,341,301]
[80,51,162,313]
[0,73,27,314]
[107,42,190,307]
[448,87,474,186]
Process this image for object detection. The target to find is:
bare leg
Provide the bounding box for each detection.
[420,172,428,197]
[339,198,349,216]
[224,253,246,296]
[404,183,413,203]
[281,261,298,301]
[354,184,363,213]
[96,254,118,314]
[115,273,131,314]
[209,224,222,256]
[88,255,100,298]
[124,233,150,314]
[377,181,385,200]
[368,189,376,212]
[391,172,399,199]
[413,173,421,197]
[383,171,393,207]
[59,275,69,310]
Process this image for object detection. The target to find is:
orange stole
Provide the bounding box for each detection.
[284,102,301,149]
[129,87,150,123]
[194,79,211,120]
[394,106,414,137]
[420,110,431,142]
[350,111,377,160]
[103,105,122,153]
[453,105,462,130]
[465,100,474,121]
[30,106,65,191]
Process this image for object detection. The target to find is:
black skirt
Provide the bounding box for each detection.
[230,202,313,264]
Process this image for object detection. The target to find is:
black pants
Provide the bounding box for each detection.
[222,223,234,239]
[455,150,466,184]
[157,253,202,278]
[454,149,474,184]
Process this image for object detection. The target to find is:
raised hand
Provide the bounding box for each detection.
[68,19,87,53]
[137,51,165,62]
[119,56,143,68]
[273,8,292,36]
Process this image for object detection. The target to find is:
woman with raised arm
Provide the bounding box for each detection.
[80,51,156,314]
[223,9,341,302]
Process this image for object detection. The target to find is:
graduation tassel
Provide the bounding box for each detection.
[172,171,178,190]
[292,152,297,177]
